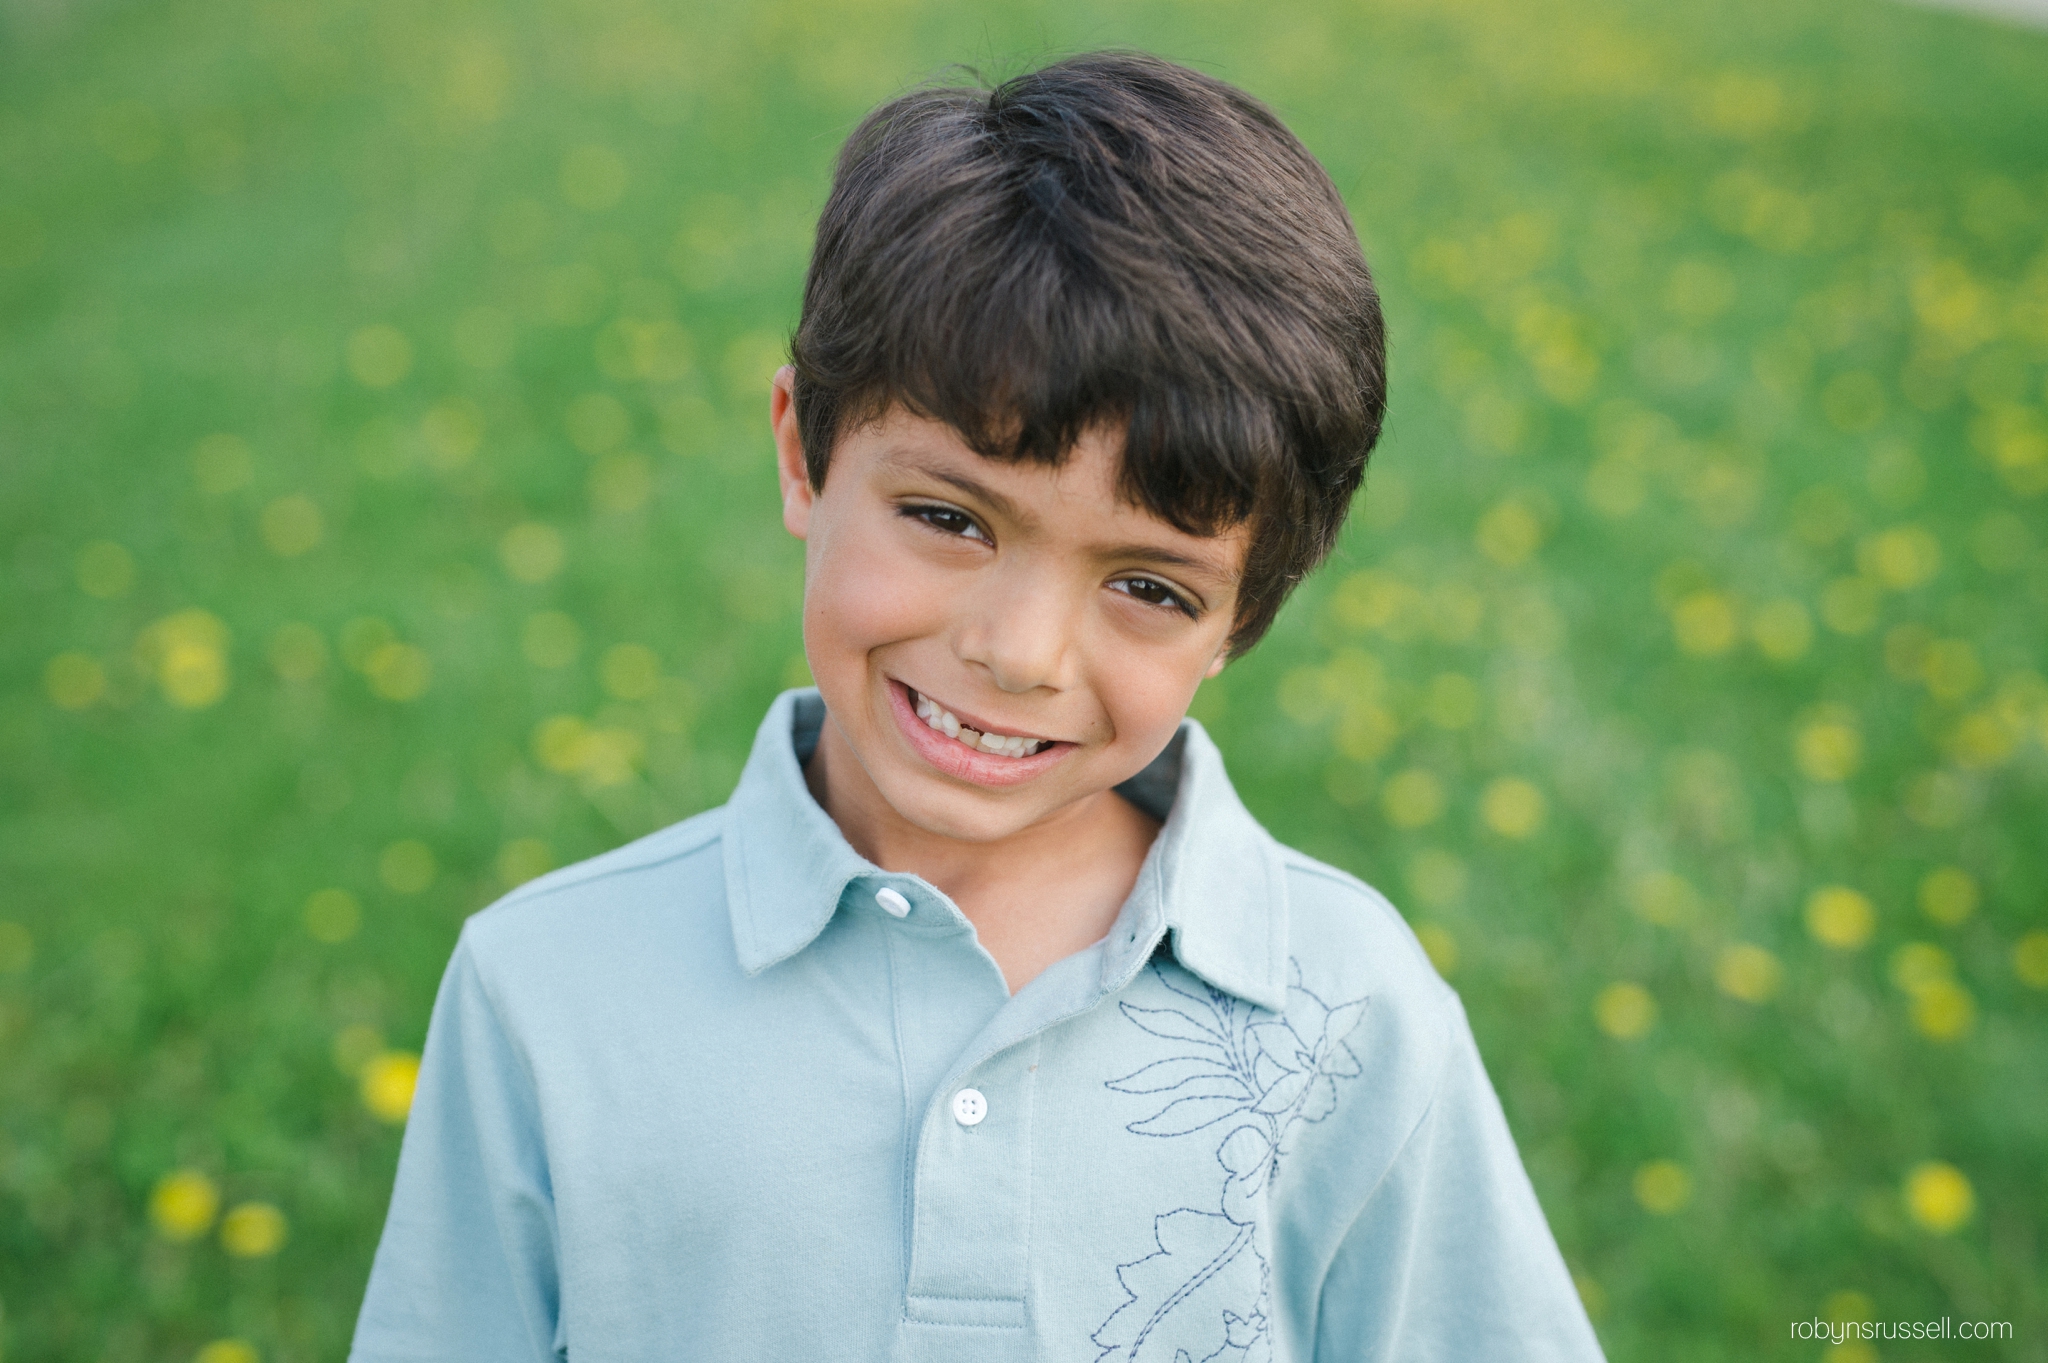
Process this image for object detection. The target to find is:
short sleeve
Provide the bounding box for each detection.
[349,928,563,1363]
[1313,994,1605,1362]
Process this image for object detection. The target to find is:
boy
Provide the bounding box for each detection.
[351,53,1605,1362]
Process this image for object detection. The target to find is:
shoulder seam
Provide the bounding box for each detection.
[490,811,725,915]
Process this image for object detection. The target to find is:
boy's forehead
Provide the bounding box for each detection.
[858,408,1248,584]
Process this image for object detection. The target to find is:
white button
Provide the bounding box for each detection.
[874,887,912,918]
[951,1088,987,1126]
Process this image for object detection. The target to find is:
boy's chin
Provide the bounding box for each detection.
[871,768,1073,844]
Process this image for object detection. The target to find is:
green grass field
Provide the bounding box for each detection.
[3,0,2045,1356]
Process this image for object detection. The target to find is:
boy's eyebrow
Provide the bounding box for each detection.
[888,454,1037,531]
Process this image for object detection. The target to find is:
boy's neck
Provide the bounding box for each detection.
[804,713,1161,996]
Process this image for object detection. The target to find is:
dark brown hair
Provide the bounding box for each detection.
[791,51,1387,653]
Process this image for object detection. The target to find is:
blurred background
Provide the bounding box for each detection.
[3,0,2045,1356]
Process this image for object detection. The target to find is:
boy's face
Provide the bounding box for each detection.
[772,368,1245,844]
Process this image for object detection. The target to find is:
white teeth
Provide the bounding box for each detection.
[910,689,1046,758]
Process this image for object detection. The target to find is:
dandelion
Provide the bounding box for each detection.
[1475,498,1543,566]
[1806,887,1875,949]
[496,838,553,889]
[1794,717,1861,782]
[1714,944,1782,1003]
[499,522,565,584]
[522,612,583,669]
[1910,980,1975,1040]
[1595,982,1656,1039]
[2016,931,2048,989]
[1671,590,1739,655]
[220,1201,288,1257]
[194,1340,259,1363]
[1633,1159,1692,1213]
[365,642,431,701]
[138,609,231,709]
[1413,923,1459,977]
[1629,872,1699,927]
[259,495,323,557]
[600,643,662,701]
[149,1168,220,1240]
[45,652,107,710]
[1480,777,1546,837]
[302,888,361,944]
[1380,769,1445,828]
[1750,599,1812,661]
[379,840,436,894]
[1917,867,1978,926]
[361,1051,422,1123]
[347,324,413,388]
[1902,1161,1974,1233]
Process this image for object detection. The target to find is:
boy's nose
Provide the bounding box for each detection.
[954,570,1077,694]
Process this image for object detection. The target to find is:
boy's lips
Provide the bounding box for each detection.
[884,679,1074,788]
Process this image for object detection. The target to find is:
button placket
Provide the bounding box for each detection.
[904,1039,1039,1330]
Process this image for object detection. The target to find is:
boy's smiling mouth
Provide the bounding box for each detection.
[910,686,1051,757]
[885,679,1074,787]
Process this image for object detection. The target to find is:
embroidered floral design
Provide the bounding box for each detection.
[1093,959,1368,1362]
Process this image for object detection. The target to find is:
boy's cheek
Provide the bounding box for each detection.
[802,534,950,667]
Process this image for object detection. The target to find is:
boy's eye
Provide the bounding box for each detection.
[902,503,991,542]
[1112,576,1197,618]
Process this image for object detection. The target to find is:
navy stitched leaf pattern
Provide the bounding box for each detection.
[1093,959,1368,1362]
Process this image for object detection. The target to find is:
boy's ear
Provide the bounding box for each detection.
[770,365,813,540]
[1203,648,1230,679]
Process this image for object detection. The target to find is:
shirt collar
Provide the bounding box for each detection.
[722,688,1290,1012]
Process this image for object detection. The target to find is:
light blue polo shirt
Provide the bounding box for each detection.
[350,688,1605,1362]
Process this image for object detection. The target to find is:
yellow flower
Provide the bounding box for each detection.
[379,840,436,894]
[1633,1160,1692,1214]
[1818,576,1881,635]
[1413,923,1458,977]
[1628,872,1699,927]
[1806,886,1875,949]
[194,1340,260,1363]
[220,1201,288,1257]
[600,643,662,701]
[1750,599,1812,661]
[259,494,324,558]
[1475,498,1543,566]
[1595,982,1656,1039]
[1858,525,1941,590]
[332,1024,384,1076]
[1714,943,1782,1003]
[149,1168,220,1240]
[1671,590,1739,656]
[1910,980,1975,1041]
[2016,931,2048,989]
[522,611,583,669]
[1903,1161,1973,1233]
[1918,867,1978,925]
[137,609,231,709]
[1479,777,1545,838]
[361,1051,422,1123]
[496,838,554,890]
[1380,769,1445,829]
[1794,719,1861,782]
[499,522,565,584]
[45,652,107,710]
[365,642,432,701]
[347,323,414,388]
[302,888,361,944]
